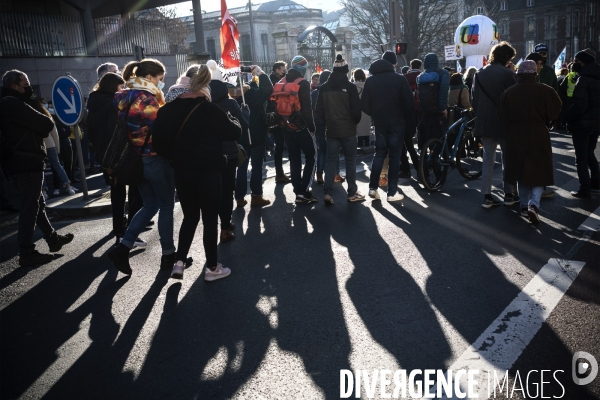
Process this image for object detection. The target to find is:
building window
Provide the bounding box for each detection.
[261,33,269,59]
[240,34,252,62]
[527,0,534,7]
[527,16,535,33]
[476,6,484,15]
[526,40,535,54]
[207,39,217,60]
[500,1,507,11]
[499,20,508,36]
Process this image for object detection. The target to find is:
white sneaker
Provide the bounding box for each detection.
[67,188,76,195]
[71,186,79,192]
[171,260,185,279]
[120,237,147,249]
[53,189,60,196]
[387,192,405,202]
[205,263,231,281]
[368,189,380,200]
[42,190,49,201]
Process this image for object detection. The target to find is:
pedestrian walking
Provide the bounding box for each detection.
[274,55,318,203]
[353,69,372,148]
[399,59,421,179]
[152,65,242,281]
[533,44,558,91]
[88,72,145,247]
[208,61,250,241]
[315,55,365,204]
[269,61,291,183]
[361,51,414,202]
[447,72,471,143]
[234,65,273,207]
[0,70,74,267]
[498,60,562,223]
[107,58,176,275]
[565,49,600,199]
[472,41,519,208]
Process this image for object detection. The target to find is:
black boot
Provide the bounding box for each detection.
[160,253,176,269]
[47,233,74,252]
[108,244,132,275]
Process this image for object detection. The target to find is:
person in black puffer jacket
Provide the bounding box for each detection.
[152,65,241,281]
[87,72,143,246]
[209,67,250,242]
[565,49,600,198]
[0,69,74,266]
[234,65,273,207]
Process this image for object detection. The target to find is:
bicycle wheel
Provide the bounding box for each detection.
[456,134,483,180]
[418,138,449,191]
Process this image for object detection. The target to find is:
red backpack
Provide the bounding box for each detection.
[271,77,306,131]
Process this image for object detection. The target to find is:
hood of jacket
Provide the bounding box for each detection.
[424,53,439,72]
[579,62,600,80]
[327,71,349,89]
[210,79,230,103]
[368,59,395,75]
[87,90,114,112]
[319,71,331,85]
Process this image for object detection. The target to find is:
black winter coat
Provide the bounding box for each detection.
[311,71,331,136]
[283,69,316,132]
[314,71,361,138]
[361,60,414,126]
[0,88,53,175]
[152,97,241,173]
[236,73,273,148]
[565,62,600,133]
[86,89,118,163]
[210,80,249,158]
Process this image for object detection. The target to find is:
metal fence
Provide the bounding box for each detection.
[176,53,190,77]
[94,17,170,56]
[0,13,86,56]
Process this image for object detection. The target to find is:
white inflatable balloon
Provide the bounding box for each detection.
[454,15,500,69]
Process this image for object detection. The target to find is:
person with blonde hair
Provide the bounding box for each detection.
[153,64,242,281]
[107,58,176,275]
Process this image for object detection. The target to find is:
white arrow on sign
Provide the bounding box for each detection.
[57,88,76,115]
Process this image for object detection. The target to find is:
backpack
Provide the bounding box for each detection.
[404,70,420,111]
[270,77,306,131]
[417,69,442,114]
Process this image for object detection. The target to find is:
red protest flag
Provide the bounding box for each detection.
[316,63,323,73]
[220,0,240,69]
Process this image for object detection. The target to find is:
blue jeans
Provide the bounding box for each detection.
[369,125,404,196]
[325,136,358,196]
[43,147,70,190]
[316,134,340,176]
[518,182,543,209]
[121,156,175,255]
[235,144,265,199]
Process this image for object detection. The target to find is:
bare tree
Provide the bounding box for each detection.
[140,6,190,53]
[340,0,461,62]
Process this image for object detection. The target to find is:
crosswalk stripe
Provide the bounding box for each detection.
[577,206,600,232]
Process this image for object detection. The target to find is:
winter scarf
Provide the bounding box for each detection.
[126,77,166,106]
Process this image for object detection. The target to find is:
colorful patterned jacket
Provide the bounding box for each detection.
[113,89,159,156]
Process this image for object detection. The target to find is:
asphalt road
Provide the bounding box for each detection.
[0,131,598,400]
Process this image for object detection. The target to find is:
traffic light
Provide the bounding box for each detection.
[395,42,407,55]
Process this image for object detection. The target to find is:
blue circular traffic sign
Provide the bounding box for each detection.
[51,75,83,126]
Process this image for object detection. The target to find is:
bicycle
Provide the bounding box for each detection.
[418,107,483,192]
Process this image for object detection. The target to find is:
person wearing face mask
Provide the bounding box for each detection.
[107,58,176,275]
[533,44,558,91]
[268,61,291,183]
[565,49,600,199]
[0,70,74,266]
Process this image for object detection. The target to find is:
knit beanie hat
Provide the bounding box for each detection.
[291,56,308,76]
[534,43,548,53]
[382,50,397,66]
[401,66,409,74]
[207,59,223,81]
[517,60,537,75]
[575,48,596,65]
[333,54,349,74]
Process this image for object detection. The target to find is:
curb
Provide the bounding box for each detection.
[46,189,112,218]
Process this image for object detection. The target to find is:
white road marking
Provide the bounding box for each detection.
[427,258,585,399]
[578,206,600,232]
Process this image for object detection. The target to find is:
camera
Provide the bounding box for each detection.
[240,66,252,73]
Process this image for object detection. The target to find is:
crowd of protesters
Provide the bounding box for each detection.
[1,39,598,280]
